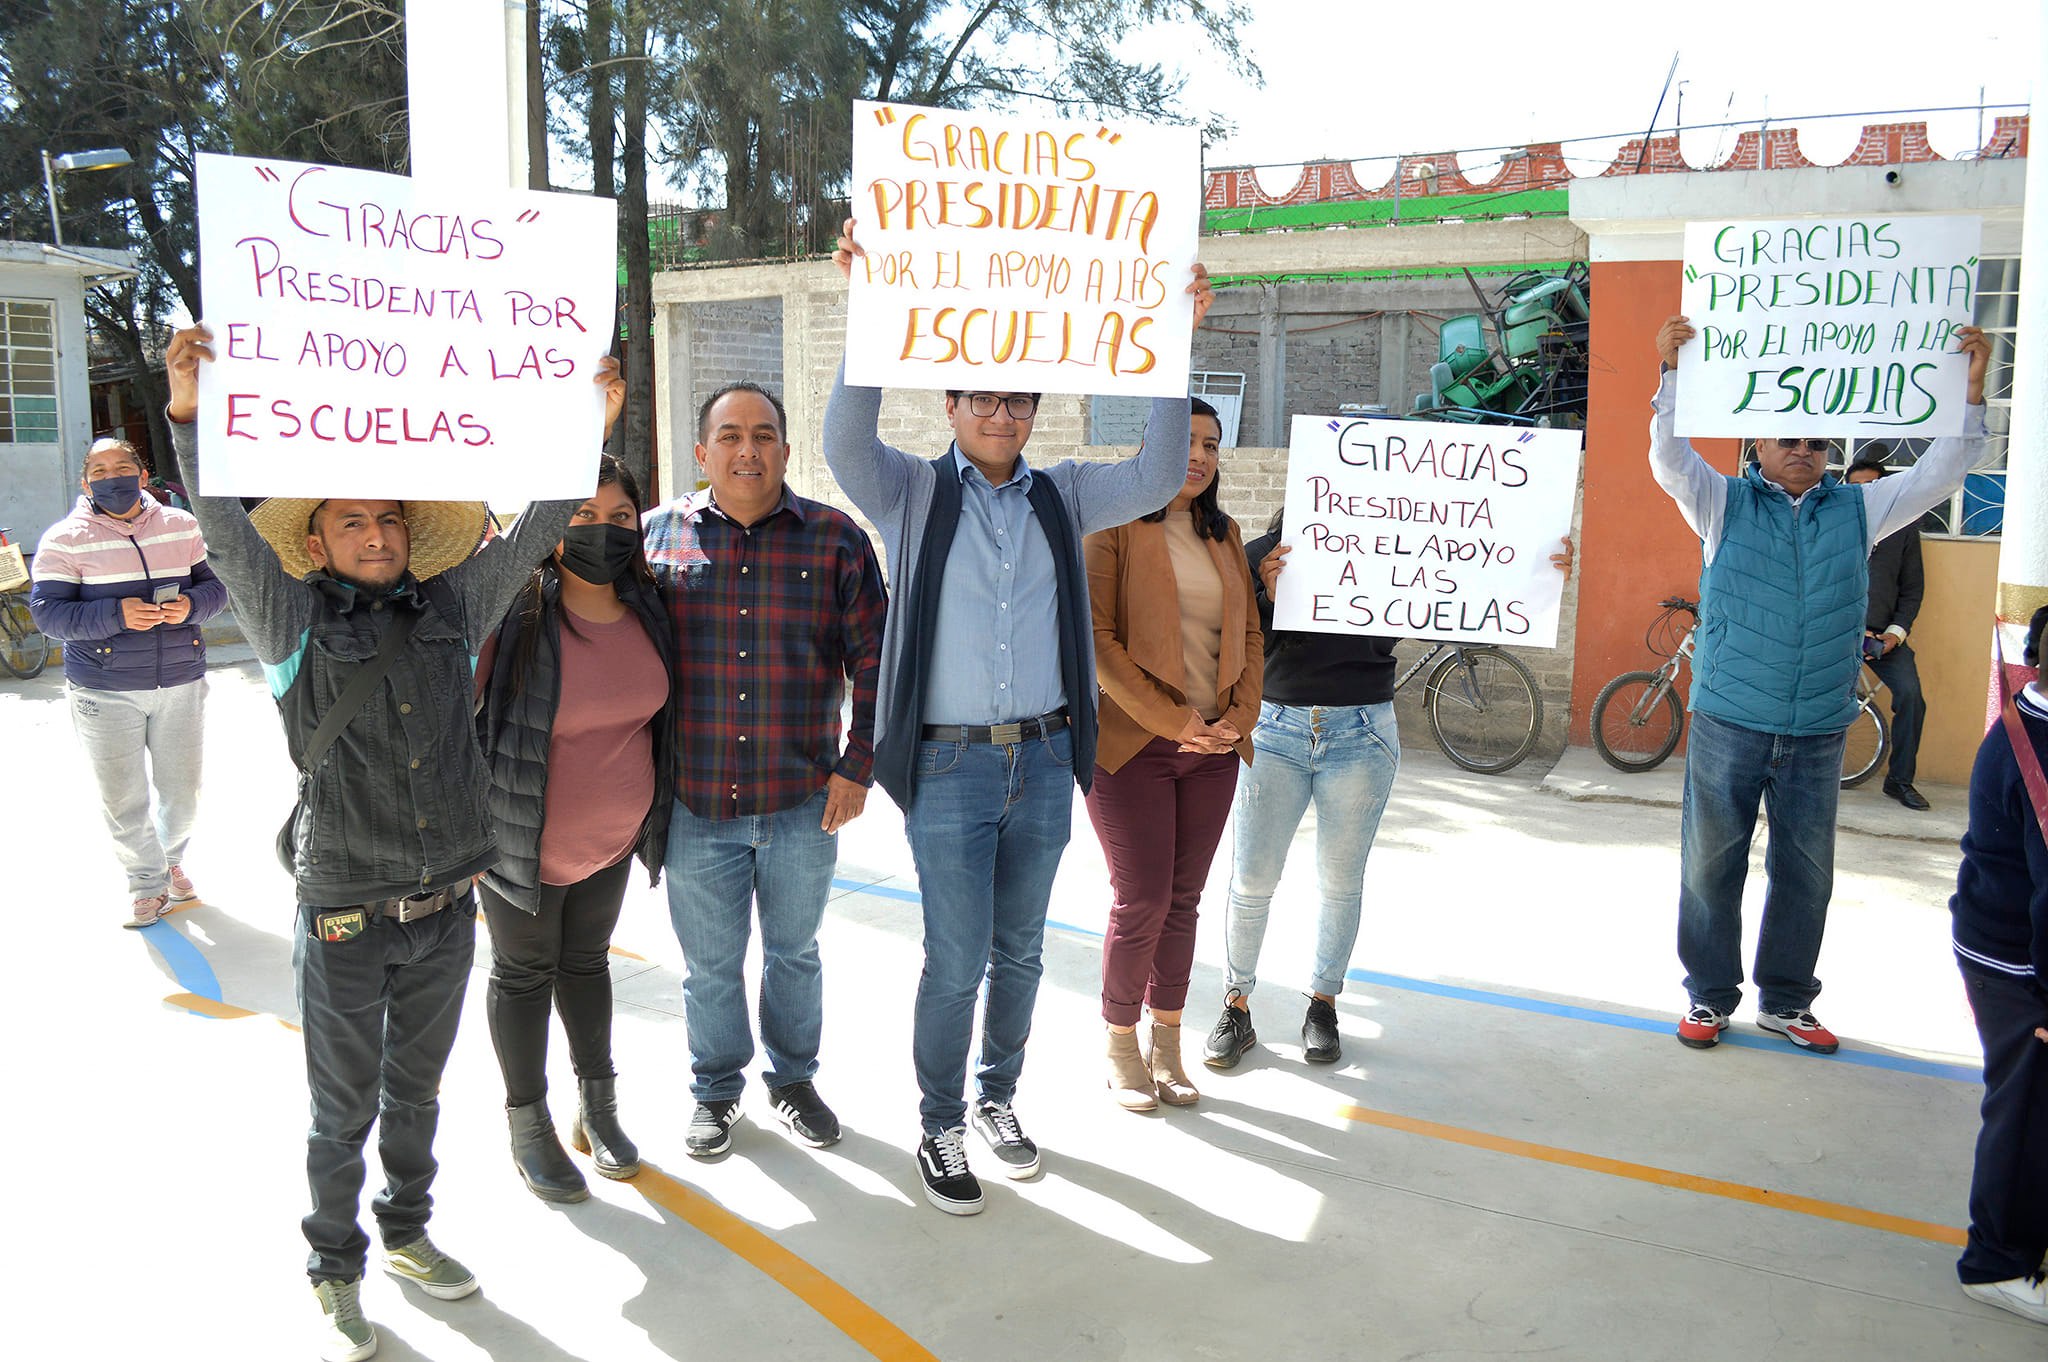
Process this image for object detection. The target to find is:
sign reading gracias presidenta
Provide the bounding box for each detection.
[1675,214,1982,438]
[844,99,1200,398]
[193,152,617,503]
[1273,417,1581,648]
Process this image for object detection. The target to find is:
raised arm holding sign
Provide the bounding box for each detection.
[163,313,616,1317]
[822,186,1210,1209]
[1646,309,1990,1062]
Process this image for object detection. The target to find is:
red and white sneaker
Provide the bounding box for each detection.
[1676,1005,1729,1049]
[124,893,169,930]
[1757,1010,1839,1054]
[167,864,199,905]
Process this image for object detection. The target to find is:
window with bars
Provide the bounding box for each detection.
[1830,255,2017,539]
[0,300,58,445]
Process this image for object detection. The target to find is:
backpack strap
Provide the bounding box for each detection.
[298,604,418,782]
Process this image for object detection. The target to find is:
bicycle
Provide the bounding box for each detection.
[1392,639,1543,775]
[1590,596,1887,787]
[0,526,50,680]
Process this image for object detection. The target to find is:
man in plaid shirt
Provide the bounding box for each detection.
[644,381,887,1157]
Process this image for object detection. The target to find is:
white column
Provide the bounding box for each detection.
[406,0,528,190]
[1995,98,2047,694]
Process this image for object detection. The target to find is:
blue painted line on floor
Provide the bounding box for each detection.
[830,877,1981,1084]
[140,922,223,1003]
[1343,968,1979,1084]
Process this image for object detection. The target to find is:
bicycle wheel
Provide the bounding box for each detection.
[1424,646,1543,774]
[1839,699,1888,788]
[1590,670,1685,771]
[0,595,48,679]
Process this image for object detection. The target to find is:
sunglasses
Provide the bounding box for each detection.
[1770,438,1833,453]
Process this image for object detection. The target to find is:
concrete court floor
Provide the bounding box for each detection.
[4,646,2039,1362]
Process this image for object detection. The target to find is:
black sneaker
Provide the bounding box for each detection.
[768,1080,841,1147]
[916,1127,984,1215]
[969,1099,1041,1179]
[1302,996,1341,1063]
[1203,991,1256,1069]
[685,1098,741,1158]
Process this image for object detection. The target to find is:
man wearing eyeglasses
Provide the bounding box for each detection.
[825,218,1212,1214]
[1650,314,1991,1057]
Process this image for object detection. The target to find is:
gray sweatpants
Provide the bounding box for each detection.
[67,678,206,898]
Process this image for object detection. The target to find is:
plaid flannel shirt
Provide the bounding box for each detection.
[644,486,886,819]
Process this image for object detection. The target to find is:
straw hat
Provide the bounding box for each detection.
[249,498,489,582]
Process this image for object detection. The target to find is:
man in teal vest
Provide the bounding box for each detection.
[1650,314,1990,1054]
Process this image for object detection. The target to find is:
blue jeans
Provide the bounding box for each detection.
[666,789,838,1102]
[1226,701,1400,999]
[295,893,477,1283]
[905,728,1074,1135]
[1678,710,1845,1016]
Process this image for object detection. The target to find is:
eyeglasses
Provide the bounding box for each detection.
[1771,438,1833,453]
[962,393,1039,420]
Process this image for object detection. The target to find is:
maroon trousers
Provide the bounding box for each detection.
[1084,737,1240,1026]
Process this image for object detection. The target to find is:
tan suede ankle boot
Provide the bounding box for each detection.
[1149,1022,1200,1105]
[1106,1027,1158,1111]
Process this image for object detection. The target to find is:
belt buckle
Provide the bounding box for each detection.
[394,891,437,923]
[988,721,1023,745]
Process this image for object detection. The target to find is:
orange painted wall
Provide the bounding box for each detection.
[1569,258,1739,747]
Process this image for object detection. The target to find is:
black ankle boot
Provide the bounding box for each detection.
[570,1076,641,1179]
[508,1101,589,1203]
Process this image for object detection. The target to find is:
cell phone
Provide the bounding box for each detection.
[1861,635,1884,658]
[152,583,179,605]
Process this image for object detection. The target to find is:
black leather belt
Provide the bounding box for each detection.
[921,709,1069,745]
[368,884,463,922]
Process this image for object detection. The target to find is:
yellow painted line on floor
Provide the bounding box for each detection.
[1339,1103,1966,1247]
[626,1162,938,1361]
[166,992,258,1020]
[163,993,300,1032]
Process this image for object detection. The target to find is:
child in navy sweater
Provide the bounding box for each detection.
[1950,604,2048,1324]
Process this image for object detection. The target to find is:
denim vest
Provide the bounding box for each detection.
[1691,466,1869,737]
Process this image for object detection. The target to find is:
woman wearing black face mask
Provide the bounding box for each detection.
[472,454,676,1202]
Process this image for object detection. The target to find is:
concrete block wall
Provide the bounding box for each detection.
[686,299,784,417]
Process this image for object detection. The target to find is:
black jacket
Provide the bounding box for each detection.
[170,420,579,907]
[475,567,677,912]
[1246,529,1399,705]
[1865,524,1924,636]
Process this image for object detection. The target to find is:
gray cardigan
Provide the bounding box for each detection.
[822,366,1190,801]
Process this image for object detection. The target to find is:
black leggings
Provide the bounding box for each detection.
[480,856,634,1107]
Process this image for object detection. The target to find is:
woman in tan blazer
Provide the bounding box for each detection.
[1083,398,1264,1111]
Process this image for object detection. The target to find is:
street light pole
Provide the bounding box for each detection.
[38,148,133,249]
[40,151,61,246]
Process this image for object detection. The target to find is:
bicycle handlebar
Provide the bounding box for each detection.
[1658,596,1699,612]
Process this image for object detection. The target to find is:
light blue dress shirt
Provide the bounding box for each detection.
[921,446,1066,725]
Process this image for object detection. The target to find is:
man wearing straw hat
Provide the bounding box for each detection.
[161,324,618,1362]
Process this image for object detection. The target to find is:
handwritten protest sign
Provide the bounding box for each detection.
[1676,215,1981,438]
[193,152,616,502]
[844,99,1200,398]
[1272,417,1581,647]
